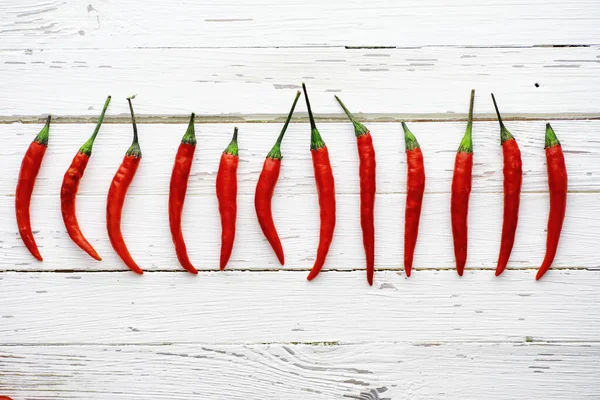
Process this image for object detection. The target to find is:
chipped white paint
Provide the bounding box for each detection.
[2,0,600,398]
[1,0,599,48]
[2,271,600,344]
[1,342,599,399]
[0,121,598,272]
[0,46,599,117]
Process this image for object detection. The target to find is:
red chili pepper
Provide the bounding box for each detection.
[169,113,199,274]
[106,96,143,274]
[0,396,14,400]
[401,122,425,278]
[451,89,475,277]
[536,123,568,280]
[334,95,376,285]
[255,91,301,265]
[60,96,111,261]
[216,127,239,271]
[302,83,336,282]
[491,94,523,276]
[15,115,51,261]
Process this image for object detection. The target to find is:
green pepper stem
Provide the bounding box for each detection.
[79,95,111,156]
[34,115,51,146]
[458,89,475,154]
[491,93,514,144]
[267,91,301,160]
[401,121,420,151]
[181,112,197,145]
[545,123,560,149]
[224,127,239,156]
[126,96,141,157]
[334,95,369,138]
[302,83,326,150]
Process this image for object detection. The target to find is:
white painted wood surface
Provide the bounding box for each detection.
[1,0,599,48]
[1,46,599,117]
[2,0,600,398]
[1,342,599,399]
[3,271,600,344]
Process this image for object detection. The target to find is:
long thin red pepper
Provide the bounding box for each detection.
[106,97,143,274]
[255,91,301,265]
[303,83,336,282]
[401,122,425,278]
[451,89,475,277]
[169,113,198,274]
[15,115,51,261]
[492,94,523,276]
[536,123,567,280]
[216,127,239,270]
[334,95,376,285]
[60,96,111,261]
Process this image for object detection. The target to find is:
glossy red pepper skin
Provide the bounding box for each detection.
[303,83,336,282]
[536,124,567,280]
[256,158,284,264]
[334,95,376,285]
[216,128,239,270]
[307,146,336,280]
[491,94,523,276]
[357,133,376,285]
[61,96,111,261]
[496,139,522,275]
[255,91,301,265]
[107,155,142,274]
[61,153,101,260]
[402,122,425,277]
[451,90,475,277]
[106,97,143,274]
[15,116,51,261]
[169,114,198,274]
[451,152,473,276]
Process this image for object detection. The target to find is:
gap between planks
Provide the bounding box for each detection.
[1,340,598,347]
[2,113,600,125]
[0,44,597,51]
[1,267,598,273]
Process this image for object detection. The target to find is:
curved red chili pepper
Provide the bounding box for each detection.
[216,127,239,270]
[61,96,111,261]
[491,94,523,276]
[169,113,198,274]
[302,83,336,282]
[106,97,143,274]
[536,123,567,280]
[335,95,376,285]
[255,91,301,265]
[15,115,51,261]
[451,89,475,277]
[402,122,425,278]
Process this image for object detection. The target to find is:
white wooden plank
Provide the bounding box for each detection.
[0,120,597,271]
[1,0,598,49]
[0,192,597,271]
[1,46,599,116]
[1,271,599,344]
[1,342,598,399]
[1,121,598,197]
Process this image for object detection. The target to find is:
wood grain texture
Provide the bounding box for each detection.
[1,342,598,399]
[1,0,599,49]
[1,271,599,345]
[1,46,599,116]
